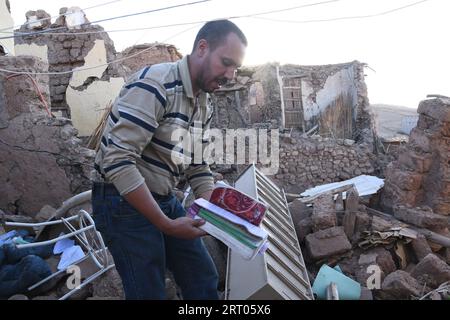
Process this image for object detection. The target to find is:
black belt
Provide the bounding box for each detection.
[92,182,172,201]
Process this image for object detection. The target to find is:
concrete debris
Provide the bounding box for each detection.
[380,270,422,300]
[311,192,337,232]
[411,253,450,289]
[305,226,352,261]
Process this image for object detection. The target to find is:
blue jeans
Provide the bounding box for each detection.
[91,183,219,300]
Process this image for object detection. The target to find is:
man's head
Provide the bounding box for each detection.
[190,20,247,93]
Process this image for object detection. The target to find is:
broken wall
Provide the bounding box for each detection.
[14,8,126,136]
[210,61,374,144]
[0,0,14,55]
[381,98,450,215]
[281,61,374,142]
[118,43,182,75]
[0,56,94,216]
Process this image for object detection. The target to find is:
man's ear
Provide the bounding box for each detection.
[196,39,209,57]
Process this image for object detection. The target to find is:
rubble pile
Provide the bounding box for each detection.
[289,184,450,300]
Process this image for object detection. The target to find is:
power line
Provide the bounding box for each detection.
[251,0,431,24]
[237,0,342,17]
[0,0,212,40]
[1,21,204,36]
[0,0,124,32]
[0,0,433,75]
[1,0,341,37]
[0,23,202,76]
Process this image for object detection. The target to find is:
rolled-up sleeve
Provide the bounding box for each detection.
[102,78,166,195]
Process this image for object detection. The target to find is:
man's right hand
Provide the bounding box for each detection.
[161,217,208,239]
[123,183,207,240]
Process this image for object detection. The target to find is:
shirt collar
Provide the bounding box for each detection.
[179,55,194,99]
[179,55,208,107]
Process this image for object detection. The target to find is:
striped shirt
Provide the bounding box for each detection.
[94,55,214,198]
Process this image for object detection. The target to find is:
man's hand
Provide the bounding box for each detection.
[123,184,207,240]
[162,217,208,239]
[198,190,213,201]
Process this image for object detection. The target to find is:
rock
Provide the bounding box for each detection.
[25,10,51,30]
[311,193,337,232]
[380,270,422,300]
[92,267,125,299]
[35,205,56,222]
[343,187,359,239]
[418,97,450,122]
[410,234,433,261]
[354,211,371,234]
[371,216,399,232]
[295,217,313,243]
[311,210,337,232]
[32,294,58,300]
[411,253,450,288]
[356,247,396,285]
[288,199,312,225]
[344,139,355,146]
[8,294,29,300]
[393,206,447,229]
[305,226,352,261]
[359,287,373,300]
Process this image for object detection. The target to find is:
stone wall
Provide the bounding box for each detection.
[381,98,450,215]
[271,136,376,194]
[0,56,94,216]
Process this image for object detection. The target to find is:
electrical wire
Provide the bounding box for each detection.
[251,0,431,24]
[0,0,212,40]
[0,23,202,75]
[0,0,124,32]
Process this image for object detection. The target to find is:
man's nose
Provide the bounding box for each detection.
[224,67,236,80]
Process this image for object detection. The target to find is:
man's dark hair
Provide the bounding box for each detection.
[192,20,247,53]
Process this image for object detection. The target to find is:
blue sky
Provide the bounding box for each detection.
[7,0,450,108]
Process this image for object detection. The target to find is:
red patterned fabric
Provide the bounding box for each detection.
[209,187,267,226]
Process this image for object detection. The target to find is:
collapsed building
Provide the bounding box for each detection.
[0,4,449,300]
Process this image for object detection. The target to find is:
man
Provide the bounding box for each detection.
[91,20,247,299]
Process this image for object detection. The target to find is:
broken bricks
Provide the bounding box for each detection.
[305,226,352,261]
[410,253,450,289]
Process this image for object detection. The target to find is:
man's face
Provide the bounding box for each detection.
[196,32,246,93]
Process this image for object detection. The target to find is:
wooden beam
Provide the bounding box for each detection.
[365,207,450,248]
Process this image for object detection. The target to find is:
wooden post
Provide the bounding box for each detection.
[276,65,286,129]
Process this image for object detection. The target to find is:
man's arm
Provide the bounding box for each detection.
[101,76,206,239]
[123,183,207,239]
